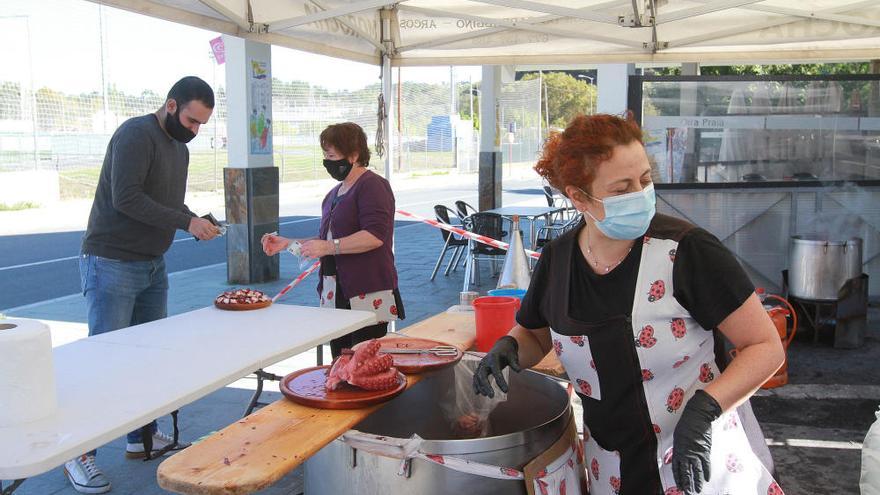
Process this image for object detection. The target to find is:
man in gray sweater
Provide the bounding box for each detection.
[66,76,220,494]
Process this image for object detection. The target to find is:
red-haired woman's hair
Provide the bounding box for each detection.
[534,113,643,195]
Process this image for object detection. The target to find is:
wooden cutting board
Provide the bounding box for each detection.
[378,336,463,373]
[279,365,407,409]
[214,300,272,311]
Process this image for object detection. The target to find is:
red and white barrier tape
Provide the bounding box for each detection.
[272,260,321,302]
[395,209,542,260]
[273,209,542,302]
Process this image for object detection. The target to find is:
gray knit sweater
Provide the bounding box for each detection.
[82,114,194,261]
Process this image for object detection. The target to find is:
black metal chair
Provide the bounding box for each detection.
[454,200,478,220]
[452,200,479,271]
[535,213,582,249]
[543,185,574,224]
[462,212,507,288]
[431,205,468,281]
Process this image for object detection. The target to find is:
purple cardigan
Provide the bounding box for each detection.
[317,170,398,298]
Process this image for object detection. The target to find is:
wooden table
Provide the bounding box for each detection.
[0,306,375,482]
[157,309,564,495]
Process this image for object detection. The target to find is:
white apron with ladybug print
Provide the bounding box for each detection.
[550,235,782,495]
[319,228,400,323]
[319,276,399,323]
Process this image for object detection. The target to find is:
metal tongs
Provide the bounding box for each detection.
[380,345,459,356]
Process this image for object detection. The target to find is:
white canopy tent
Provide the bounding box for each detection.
[91,0,880,66]
[83,0,880,285]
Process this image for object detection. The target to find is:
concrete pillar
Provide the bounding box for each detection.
[479,65,503,211]
[596,64,635,115]
[222,35,279,284]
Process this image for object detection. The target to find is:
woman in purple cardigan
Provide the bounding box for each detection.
[262,122,404,357]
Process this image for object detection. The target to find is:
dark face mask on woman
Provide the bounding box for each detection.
[323,158,353,181]
[165,107,196,143]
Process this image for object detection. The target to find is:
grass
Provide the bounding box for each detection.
[0,201,40,211]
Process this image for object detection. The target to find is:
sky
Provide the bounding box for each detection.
[0,0,481,95]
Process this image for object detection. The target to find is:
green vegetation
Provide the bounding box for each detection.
[520,72,597,128]
[652,62,873,77]
[0,201,39,211]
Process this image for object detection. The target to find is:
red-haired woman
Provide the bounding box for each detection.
[263,122,403,357]
[474,114,784,494]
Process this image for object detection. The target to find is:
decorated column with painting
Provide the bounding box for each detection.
[221,35,279,283]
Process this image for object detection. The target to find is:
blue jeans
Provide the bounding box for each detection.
[80,254,168,446]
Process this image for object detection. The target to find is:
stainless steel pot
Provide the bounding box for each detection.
[789,235,863,301]
[304,366,571,495]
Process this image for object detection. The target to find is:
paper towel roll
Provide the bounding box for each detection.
[0,318,57,426]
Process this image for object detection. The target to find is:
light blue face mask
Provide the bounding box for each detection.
[581,184,656,240]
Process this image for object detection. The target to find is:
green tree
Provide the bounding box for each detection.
[457,81,479,128]
[521,72,596,128]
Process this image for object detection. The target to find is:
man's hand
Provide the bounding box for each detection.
[262,234,292,256]
[188,217,220,241]
[300,239,334,258]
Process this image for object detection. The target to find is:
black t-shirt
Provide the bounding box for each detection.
[517,224,754,331]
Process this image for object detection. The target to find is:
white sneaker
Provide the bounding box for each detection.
[125,429,190,459]
[64,454,111,494]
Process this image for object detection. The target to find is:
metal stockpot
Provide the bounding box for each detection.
[789,235,863,301]
[304,366,571,495]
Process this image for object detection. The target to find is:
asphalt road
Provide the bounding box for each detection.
[0,179,543,311]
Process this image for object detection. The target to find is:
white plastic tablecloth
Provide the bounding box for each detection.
[0,305,375,479]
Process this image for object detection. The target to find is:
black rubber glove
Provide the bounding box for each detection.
[472,336,522,398]
[672,389,722,494]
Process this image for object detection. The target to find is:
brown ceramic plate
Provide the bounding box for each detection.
[280,366,407,410]
[214,300,272,311]
[377,336,463,374]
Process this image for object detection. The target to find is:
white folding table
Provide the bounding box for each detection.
[0,305,375,489]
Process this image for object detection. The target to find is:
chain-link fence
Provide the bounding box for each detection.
[0,1,545,203]
[499,77,543,171]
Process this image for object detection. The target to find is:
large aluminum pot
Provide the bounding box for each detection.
[304,364,571,495]
[789,235,863,301]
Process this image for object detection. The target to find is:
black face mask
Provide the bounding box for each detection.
[165,107,196,143]
[323,158,353,181]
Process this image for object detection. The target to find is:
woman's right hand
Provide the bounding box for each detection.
[262,234,292,256]
[473,336,522,398]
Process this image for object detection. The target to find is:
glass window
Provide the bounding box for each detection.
[635,77,880,183]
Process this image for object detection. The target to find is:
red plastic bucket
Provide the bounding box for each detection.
[473,296,521,352]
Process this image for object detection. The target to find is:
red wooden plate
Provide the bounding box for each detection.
[378,336,463,374]
[280,366,407,410]
[214,300,272,311]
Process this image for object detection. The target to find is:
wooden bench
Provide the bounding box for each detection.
[157,310,564,494]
